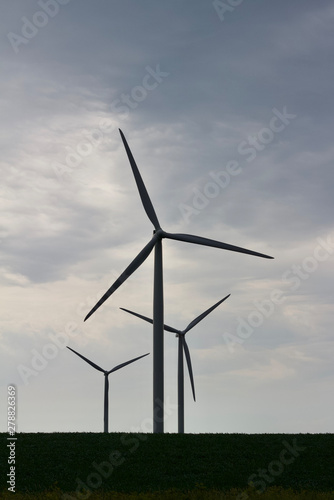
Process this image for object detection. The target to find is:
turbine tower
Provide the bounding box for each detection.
[84,129,273,433]
[121,294,230,433]
[66,346,149,432]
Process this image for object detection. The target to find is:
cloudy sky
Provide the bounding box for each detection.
[1,0,333,434]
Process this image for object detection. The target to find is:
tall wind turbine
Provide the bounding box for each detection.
[66,346,149,432]
[84,129,273,433]
[120,294,230,433]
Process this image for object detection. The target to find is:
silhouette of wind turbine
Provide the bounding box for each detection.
[84,129,273,433]
[120,294,230,433]
[66,346,149,432]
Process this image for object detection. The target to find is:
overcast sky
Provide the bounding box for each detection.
[1,0,333,434]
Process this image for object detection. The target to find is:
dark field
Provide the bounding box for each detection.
[1,433,333,499]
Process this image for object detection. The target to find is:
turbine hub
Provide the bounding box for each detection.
[153,228,164,239]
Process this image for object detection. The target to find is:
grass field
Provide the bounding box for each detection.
[1,433,333,499]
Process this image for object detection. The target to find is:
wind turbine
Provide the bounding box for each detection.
[120,294,230,433]
[66,346,149,432]
[84,129,273,433]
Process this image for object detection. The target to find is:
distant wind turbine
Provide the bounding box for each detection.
[84,129,274,433]
[66,346,149,432]
[120,294,230,433]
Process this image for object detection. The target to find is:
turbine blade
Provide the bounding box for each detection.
[66,346,105,373]
[182,337,196,402]
[84,235,158,321]
[184,294,231,334]
[120,307,179,334]
[108,352,150,375]
[164,232,274,259]
[119,129,160,230]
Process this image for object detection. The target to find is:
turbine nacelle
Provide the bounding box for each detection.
[153,228,165,238]
[84,130,273,323]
